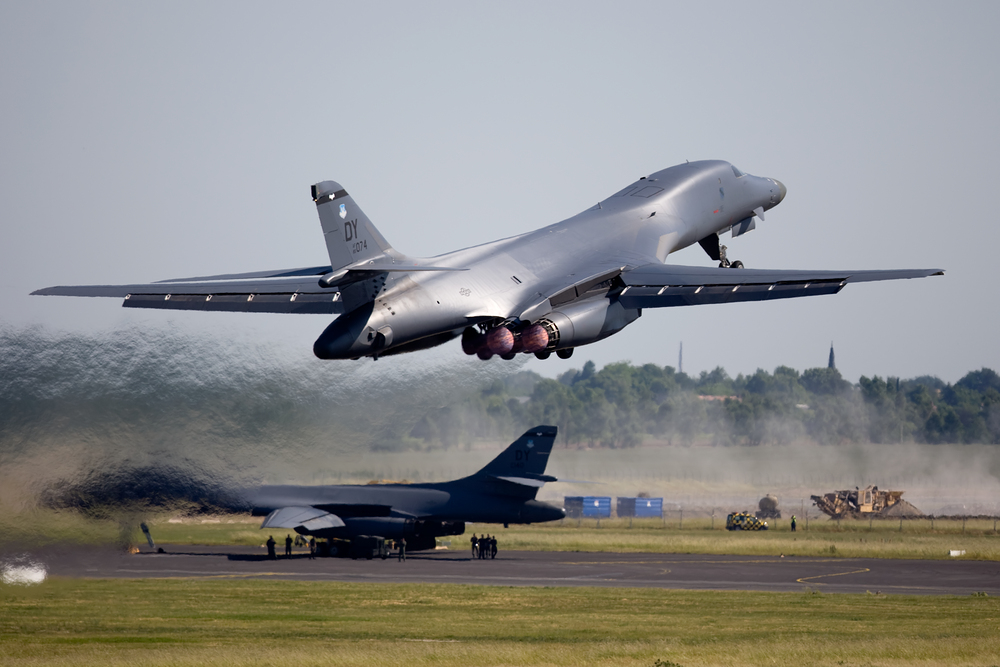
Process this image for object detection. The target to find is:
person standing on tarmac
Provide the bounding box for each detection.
[790,515,797,532]
[490,535,498,559]
[308,537,316,559]
[285,534,293,557]
[266,535,277,560]
[398,537,407,562]
[471,534,478,558]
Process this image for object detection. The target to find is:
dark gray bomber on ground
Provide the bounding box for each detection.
[34,161,942,361]
[246,426,563,551]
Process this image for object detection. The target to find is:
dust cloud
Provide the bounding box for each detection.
[0,324,519,544]
[3,324,998,549]
[539,441,1000,518]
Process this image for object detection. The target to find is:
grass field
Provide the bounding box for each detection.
[4,515,1000,665]
[1,578,998,667]
[134,514,1000,561]
[5,512,1000,561]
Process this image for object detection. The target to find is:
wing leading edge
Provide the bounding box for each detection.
[617,264,944,309]
[32,266,346,314]
[32,260,468,314]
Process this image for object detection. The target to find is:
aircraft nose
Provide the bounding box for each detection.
[775,180,787,204]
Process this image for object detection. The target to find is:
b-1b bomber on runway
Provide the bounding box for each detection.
[35,160,942,361]
[244,425,565,552]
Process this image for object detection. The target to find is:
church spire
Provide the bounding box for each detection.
[828,342,836,370]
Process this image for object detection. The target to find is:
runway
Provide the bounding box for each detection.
[22,544,1000,595]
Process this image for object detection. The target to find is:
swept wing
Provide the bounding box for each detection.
[260,506,346,531]
[617,264,944,309]
[32,265,342,314]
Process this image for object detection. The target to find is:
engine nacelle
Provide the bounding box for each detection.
[537,297,640,350]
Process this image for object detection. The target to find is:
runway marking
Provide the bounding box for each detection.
[112,570,324,580]
[558,558,838,565]
[796,568,871,585]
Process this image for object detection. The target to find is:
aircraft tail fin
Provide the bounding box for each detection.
[311,181,395,271]
[473,426,558,480]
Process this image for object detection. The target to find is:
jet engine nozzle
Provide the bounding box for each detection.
[520,324,549,353]
[461,327,485,355]
[486,327,514,355]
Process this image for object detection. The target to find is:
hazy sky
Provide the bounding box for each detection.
[2,2,997,383]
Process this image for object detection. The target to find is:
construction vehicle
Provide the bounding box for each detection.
[726,512,769,531]
[810,485,915,519]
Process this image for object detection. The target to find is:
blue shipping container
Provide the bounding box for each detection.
[581,496,611,518]
[634,497,663,518]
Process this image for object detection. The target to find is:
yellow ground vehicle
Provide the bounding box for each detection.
[726,511,769,531]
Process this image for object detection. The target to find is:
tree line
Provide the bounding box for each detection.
[408,362,1000,448]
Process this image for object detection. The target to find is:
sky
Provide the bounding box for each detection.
[2,1,997,385]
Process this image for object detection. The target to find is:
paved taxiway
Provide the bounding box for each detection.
[26,545,1000,595]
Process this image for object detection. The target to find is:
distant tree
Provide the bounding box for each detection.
[903,375,947,393]
[956,368,1000,394]
[805,394,867,445]
[800,367,850,395]
[697,366,734,396]
[405,360,999,448]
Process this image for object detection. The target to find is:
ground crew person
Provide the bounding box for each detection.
[490,535,498,559]
[398,537,407,562]
[790,515,797,532]
[285,534,293,557]
[471,533,478,558]
[266,535,276,560]
[308,537,316,559]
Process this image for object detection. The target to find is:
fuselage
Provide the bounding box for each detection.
[246,479,564,548]
[314,160,785,359]
[246,479,566,526]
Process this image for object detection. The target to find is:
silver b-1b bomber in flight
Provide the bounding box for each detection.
[34,161,943,361]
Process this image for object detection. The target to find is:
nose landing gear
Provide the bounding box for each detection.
[717,244,744,269]
[698,233,745,269]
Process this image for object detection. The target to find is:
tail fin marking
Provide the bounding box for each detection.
[312,180,393,272]
[474,426,558,479]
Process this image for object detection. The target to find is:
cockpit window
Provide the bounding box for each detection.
[731,165,745,178]
[612,185,639,197]
[631,186,664,198]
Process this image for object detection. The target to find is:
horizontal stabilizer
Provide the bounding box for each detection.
[318,263,466,288]
[488,473,558,488]
[260,506,345,531]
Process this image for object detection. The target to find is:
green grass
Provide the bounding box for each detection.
[6,512,1000,561]
[490,516,1000,561]
[1,578,998,666]
[112,514,1000,562]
